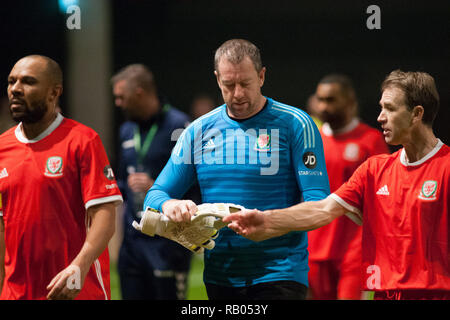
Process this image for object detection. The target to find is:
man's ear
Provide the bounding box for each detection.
[135,86,145,97]
[214,70,221,87]
[412,105,425,124]
[258,67,266,87]
[49,84,63,103]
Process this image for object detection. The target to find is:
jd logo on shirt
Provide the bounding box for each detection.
[104,165,115,180]
[303,152,317,169]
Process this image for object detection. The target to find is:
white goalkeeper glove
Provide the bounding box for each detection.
[132,203,244,253]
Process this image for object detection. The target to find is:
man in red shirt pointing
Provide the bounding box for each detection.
[224,70,450,300]
[0,55,123,300]
[308,74,389,300]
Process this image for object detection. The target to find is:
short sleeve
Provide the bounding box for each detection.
[79,134,123,209]
[330,158,371,225]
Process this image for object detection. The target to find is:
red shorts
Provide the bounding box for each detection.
[308,258,362,300]
[374,290,450,300]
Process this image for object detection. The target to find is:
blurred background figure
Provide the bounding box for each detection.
[307,73,389,300]
[190,93,216,120]
[111,64,200,300]
[0,96,15,134]
[305,93,322,129]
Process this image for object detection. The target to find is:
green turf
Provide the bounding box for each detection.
[109,254,208,300]
[186,254,208,300]
[110,262,121,300]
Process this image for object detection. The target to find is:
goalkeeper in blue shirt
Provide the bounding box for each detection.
[143,39,330,299]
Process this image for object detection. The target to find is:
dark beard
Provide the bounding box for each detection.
[319,111,347,129]
[10,99,48,124]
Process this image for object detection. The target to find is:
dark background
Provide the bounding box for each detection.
[1,0,449,166]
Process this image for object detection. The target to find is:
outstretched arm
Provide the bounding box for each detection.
[224,196,349,242]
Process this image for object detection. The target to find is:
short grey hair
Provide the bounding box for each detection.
[111,64,156,93]
[214,39,263,73]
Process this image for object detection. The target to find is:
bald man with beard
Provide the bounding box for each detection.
[0,55,123,300]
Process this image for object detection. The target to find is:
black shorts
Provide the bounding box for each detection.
[205,280,307,300]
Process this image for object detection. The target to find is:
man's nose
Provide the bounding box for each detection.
[316,100,328,113]
[234,85,245,99]
[377,110,385,123]
[9,81,24,96]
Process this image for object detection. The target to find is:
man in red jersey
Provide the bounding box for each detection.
[0,55,123,300]
[307,74,389,300]
[224,70,450,300]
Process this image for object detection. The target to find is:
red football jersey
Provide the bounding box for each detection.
[0,114,123,300]
[331,140,450,290]
[308,120,388,260]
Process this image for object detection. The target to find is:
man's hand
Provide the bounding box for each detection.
[127,172,154,193]
[223,209,271,241]
[162,199,197,222]
[46,265,86,300]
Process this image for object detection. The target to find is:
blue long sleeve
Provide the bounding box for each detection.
[143,124,197,212]
[143,157,196,212]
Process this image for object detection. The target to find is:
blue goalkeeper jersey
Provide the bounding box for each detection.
[144,97,330,287]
